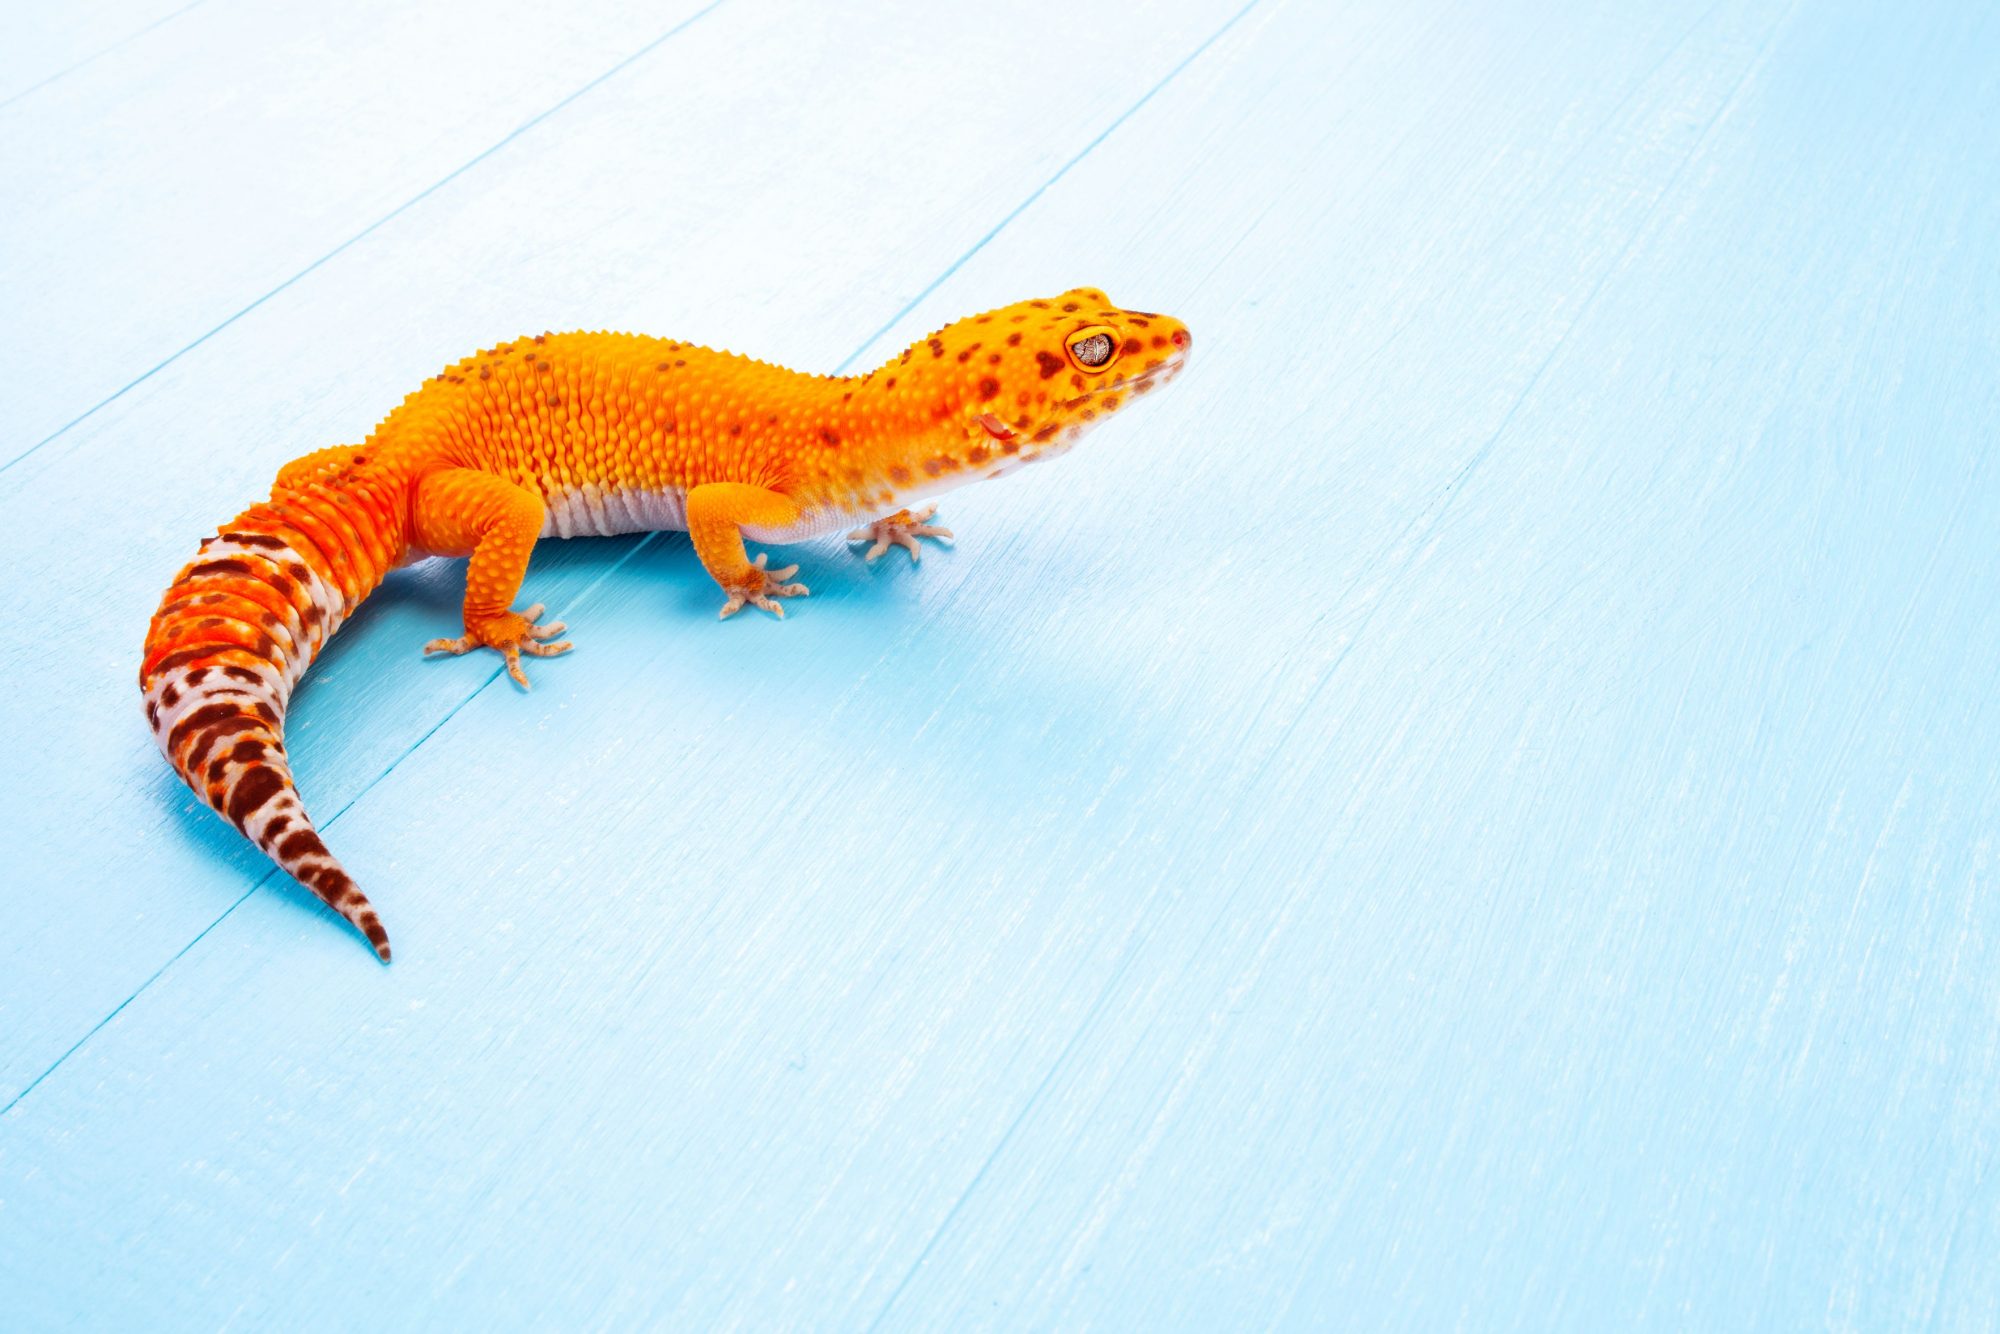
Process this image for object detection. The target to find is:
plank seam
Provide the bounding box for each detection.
[0,0,1263,1119]
[0,0,213,114]
[0,0,732,476]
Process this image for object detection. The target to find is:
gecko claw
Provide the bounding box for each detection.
[848,505,953,564]
[424,604,574,689]
[719,553,808,620]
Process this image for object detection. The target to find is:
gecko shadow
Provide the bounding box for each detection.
[154,524,929,945]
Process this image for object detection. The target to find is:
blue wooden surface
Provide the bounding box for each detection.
[2,0,1996,1327]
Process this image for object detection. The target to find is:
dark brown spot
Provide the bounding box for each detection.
[657,362,671,372]
[1036,351,1064,379]
[187,715,268,771]
[820,428,841,446]
[226,764,286,826]
[148,647,216,677]
[929,338,945,357]
[1006,332,1023,347]
[1030,301,1049,309]
[1101,395,1120,411]
[890,465,911,484]
[1122,339,1143,357]
[969,444,990,464]
[977,377,1000,400]
[1033,424,1062,443]
[989,353,1003,365]
[1001,439,1020,454]
[885,377,897,390]
[166,702,246,755]
[1129,317,1150,328]
[277,829,329,862]
[1062,302,1079,312]
[922,458,943,477]
[1151,336,1169,349]
[957,343,981,362]
[226,532,288,551]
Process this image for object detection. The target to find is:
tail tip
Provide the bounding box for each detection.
[359,914,393,964]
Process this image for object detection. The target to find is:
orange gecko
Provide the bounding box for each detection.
[139,289,1192,961]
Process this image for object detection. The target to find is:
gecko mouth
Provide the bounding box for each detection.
[1064,352,1184,410]
[1066,350,1190,407]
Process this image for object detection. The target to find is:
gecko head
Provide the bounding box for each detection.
[878,288,1192,479]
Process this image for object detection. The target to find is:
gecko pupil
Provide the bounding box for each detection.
[1070,333,1114,368]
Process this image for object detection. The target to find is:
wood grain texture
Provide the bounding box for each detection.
[0,0,724,461]
[2,0,1996,1327]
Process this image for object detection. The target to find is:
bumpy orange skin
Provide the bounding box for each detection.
[138,289,1190,960]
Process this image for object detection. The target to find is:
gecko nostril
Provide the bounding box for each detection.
[1171,329,1190,349]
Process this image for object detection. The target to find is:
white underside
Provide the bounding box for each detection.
[541,484,692,539]
[535,432,1093,546]
[540,484,890,544]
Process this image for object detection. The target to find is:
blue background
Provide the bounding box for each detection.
[3,0,1997,1327]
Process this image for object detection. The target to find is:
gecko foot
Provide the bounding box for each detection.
[423,603,573,690]
[848,505,954,564]
[720,554,809,620]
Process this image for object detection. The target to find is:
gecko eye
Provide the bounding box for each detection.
[1065,327,1117,372]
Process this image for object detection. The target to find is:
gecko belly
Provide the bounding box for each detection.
[541,484,689,538]
[542,483,848,545]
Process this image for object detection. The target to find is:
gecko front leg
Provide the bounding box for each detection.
[848,504,954,564]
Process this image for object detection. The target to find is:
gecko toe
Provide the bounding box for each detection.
[851,508,953,566]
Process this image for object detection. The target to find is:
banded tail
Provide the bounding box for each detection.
[140,460,408,961]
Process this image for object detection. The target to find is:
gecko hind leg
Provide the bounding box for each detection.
[423,603,573,690]
[848,504,954,564]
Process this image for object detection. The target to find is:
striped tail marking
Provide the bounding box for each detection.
[141,517,393,961]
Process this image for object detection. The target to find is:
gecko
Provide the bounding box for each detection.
[139,289,1192,961]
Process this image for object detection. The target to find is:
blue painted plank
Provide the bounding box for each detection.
[0,0,722,463]
[4,0,1997,1328]
[0,0,202,107]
